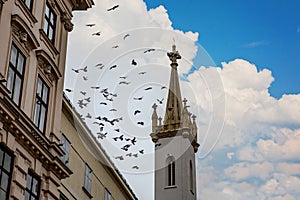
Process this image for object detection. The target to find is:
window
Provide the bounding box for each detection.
[21,0,33,11]
[7,43,25,106]
[43,3,56,43]
[166,156,175,186]
[83,164,92,194]
[60,135,70,166]
[0,146,13,200]
[190,160,193,193]
[104,188,111,200]
[59,192,68,200]
[33,77,49,133]
[24,171,40,200]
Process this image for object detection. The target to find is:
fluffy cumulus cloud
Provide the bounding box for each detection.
[194,59,300,199]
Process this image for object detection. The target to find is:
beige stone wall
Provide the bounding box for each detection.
[60,99,136,200]
[0,1,109,200]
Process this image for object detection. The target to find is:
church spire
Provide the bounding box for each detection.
[163,43,182,128]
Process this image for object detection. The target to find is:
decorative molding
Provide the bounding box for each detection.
[36,50,62,83]
[0,0,8,5]
[11,15,40,50]
[61,13,73,32]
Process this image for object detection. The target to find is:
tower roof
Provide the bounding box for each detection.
[163,44,182,128]
[150,43,200,152]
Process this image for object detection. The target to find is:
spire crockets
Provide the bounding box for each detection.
[163,43,182,128]
[150,44,200,152]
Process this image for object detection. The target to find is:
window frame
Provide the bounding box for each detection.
[24,171,40,200]
[60,134,71,166]
[6,43,26,106]
[0,146,13,200]
[33,76,49,134]
[166,156,175,187]
[43,2,56,44]
[104,188,111,200]
[20,0,34,11]
[189,160,194,194]
[83,164,92,195]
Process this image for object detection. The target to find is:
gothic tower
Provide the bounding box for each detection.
[151,44,200,200]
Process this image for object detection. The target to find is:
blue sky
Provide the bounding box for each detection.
[144,0,300,98]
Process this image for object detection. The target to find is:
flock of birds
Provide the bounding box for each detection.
[65,4,170,170]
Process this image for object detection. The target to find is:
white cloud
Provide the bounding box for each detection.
[277,162,300,175]
[224,161,274,181]
[243,40,269,48]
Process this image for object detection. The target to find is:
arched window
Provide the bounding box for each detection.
[166,156,175,186]
[190,160,193,193]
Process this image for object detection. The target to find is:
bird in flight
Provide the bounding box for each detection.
[107,5,119,11]
[65,88,72,92]
[131,59,137,66]
[80,91,87,96]
[133,96,143,100]
[119,76,127,79]
[123,33,130,40]
[132,165,139,169]
[95,63,104,69]
[109,65,117,70]
[115,155,124,160]
[144,87,152,91]
[155,143,162,147]
[119,81,130,85]
[92,31,101,36]
[144,48,155,53]
[71,68,80,73]
[157,98,164,104]
[138,71,146,75]
[161,86,167,90]
[82,66,88,72]
[112,45,119,48]
[97,132,107,139]
[137,121,144,126]
[134,110,141,115]
[86,23,95,27]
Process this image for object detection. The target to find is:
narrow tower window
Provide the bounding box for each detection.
[190,160,193,193]
[166,156,175,186]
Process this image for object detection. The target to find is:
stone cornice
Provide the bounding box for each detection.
[0,95,72,180]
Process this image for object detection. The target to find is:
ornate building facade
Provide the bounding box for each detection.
[0,0,137,199]
[151,44,200,200]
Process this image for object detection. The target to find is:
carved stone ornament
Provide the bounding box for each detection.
[11,25,30,50]
[0,0,8,5]
[61,13,74,32]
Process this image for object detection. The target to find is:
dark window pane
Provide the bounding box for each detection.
[26,174,32,189]
[24,191,30,200]
[0,190,6,200]
[33,103,40,126]
[0,149,3,164]
[42,85,48,103]
[3,154,11,172]
[10,45,17,67]
[7,67,14,93]
[36,79,42,97]
[39,106,46,132]
[45,5,49,17]
[17,54,24,74]
[12,75,21,104]
[0,173,9,190]
[43,20,48,34]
